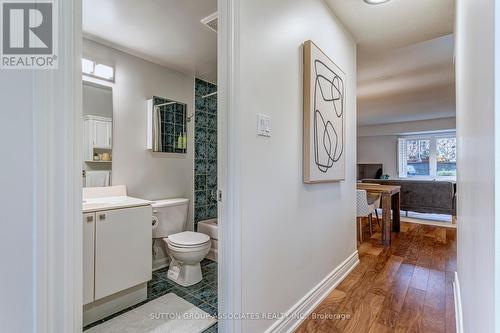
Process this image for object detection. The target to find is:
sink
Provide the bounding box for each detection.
[100,197,128,204]
[84,202,110,208]
[82,195,153,213]
[84,196,127,205]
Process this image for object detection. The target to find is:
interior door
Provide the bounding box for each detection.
[94,206,152,300]
[82,213,95,305]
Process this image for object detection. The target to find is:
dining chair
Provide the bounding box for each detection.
[356,189,375,243]
[362,182,382,230]
[367,193,381,230]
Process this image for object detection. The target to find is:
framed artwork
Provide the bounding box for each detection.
[303,40,346,183]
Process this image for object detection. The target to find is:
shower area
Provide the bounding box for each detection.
[194,78,218,261]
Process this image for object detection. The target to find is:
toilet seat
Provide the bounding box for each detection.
[167,231,210,248]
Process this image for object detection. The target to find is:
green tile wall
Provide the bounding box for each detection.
[194,78,218,227]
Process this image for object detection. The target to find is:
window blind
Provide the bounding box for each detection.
[398,138,407,178]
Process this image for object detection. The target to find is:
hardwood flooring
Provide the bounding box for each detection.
[295,220,456,333]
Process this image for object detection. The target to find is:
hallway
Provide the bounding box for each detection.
[296,222,456,333]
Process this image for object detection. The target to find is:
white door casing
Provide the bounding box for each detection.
[33,0,83,332]
[217,0,243,332]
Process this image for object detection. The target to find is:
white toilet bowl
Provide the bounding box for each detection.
[163,231,211,286]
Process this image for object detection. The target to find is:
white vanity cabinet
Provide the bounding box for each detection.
[83,213,95,305]
[82,188,153,326]
[82,204,152,304]
[95,206,152,299]
[83,115,112,161]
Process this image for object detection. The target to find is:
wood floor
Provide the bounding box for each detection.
[296,220,456,333]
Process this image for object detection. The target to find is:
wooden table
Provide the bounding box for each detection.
[357,183,401,246]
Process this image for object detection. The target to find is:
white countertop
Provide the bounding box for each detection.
[82,196,153,213]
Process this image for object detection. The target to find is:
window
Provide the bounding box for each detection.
[436,137,457,177]
[82,58,115,82]
[406,139,430,176]
[398,134,456,179]
[82,58,94,75]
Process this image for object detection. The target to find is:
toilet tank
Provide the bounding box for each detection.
[152,198,189,239]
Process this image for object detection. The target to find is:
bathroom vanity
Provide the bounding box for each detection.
[82,186,152,326]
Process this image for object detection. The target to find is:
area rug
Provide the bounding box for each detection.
[87,293,217,333]
[400,211,456,228]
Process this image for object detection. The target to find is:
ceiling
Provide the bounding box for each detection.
[82,0,217,83]
[324,0,455,53]
[325,0,456,126]
[357,34,455,126]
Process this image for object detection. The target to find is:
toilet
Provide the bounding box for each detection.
[152,198,211,286]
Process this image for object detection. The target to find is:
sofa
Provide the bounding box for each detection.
[361,179,456,216]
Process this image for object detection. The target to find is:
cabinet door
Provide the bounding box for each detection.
[93,120,112,148]
[94,206,152,300]
[83,213,95,305]
[83,120,94,161]
[106,121,112,147]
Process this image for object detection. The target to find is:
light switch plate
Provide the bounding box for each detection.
[257,114,271,137]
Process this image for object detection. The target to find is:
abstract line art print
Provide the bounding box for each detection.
[303,40,346,183]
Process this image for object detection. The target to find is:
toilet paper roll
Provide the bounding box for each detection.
[152,216,159,230]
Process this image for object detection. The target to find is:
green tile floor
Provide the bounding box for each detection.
[84,259,218,332]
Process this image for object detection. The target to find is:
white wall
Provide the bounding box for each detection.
[83,82,113,118]
[357,135,399,178]
[357,118,456,179]
[0,73,35,333]
[236,0,357,331]
[455,0,497,332]
[358,117,456,137]
[83,38,195,226]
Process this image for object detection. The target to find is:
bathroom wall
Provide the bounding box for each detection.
[83,38,195,227]
[235,0,357,331]
[82,82,113,118]
[194,78,218,228]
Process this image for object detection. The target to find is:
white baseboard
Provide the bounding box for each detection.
[83,283,147,327]
[264,251,360,333]
[453,271,464,333]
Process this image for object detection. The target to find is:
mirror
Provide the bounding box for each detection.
[82,81,113,187]
[149,96,188,154]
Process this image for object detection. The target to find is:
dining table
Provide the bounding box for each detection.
[357,183,401,246]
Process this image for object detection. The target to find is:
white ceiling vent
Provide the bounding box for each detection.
[201,12,218,33]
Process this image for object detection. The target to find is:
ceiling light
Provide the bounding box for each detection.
[82,58,94,75]
[363,0,390,4]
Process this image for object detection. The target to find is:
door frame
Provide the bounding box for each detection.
[34,0,242,332]
[218,0,242,331]
[33,0,83,332]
